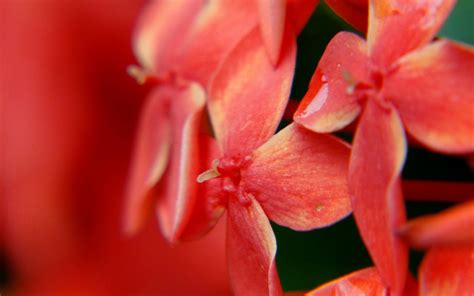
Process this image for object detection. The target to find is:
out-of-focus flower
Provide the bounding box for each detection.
[1,0,231,294]
[294,0,474,292]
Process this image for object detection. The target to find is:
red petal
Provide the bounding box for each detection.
[387,40,474,153]
[124,88,172,235]
[258,0,286,65]
[209,28,296,156]
[132,0,203,73]
[241,123,351,230]
[399,200,474,249]
[227,198,283,296]
[419,246,474,296]
[178,0,257,87]
[367,0,455,67]
[294,32,368,133]
[349,100,408,293]
[179,136,227,240]
[306,267,388,296]
[325,0,368,33]
[286,0,319,35]
[155,83,207,242]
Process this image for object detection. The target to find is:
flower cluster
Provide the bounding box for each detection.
[126,0,473,295]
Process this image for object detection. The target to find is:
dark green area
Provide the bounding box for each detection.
[440,0,474,45]
[403,148,473,181]
[273,216,372,292]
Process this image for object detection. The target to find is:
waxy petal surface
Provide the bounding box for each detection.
[258,0,286,65]
[349,100,408,293]
[242,124,351,231]
[325,0,368,33]
[227,198,282,296]
[125,88,172,235]
[133,0,203,73]
[154,83,207,242]
[419,246,474,296]
[209,28,296,156]
[306,267,388,296]
[294,32,368,133]
[178,0,257,87]
[399,200,474,249]
[387,40,474,153]
[367,0,455,67]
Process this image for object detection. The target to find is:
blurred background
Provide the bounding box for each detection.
[1,0,472,295]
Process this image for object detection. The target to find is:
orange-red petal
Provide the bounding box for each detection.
[241,123,351,231]
[154,83,207,242]
[419,246,474,296]
[227,198,283,296]
[132,0,203,73]
[209,28,296,156]
[325,0,368,33]
[399,200,474,249]
[306,267,388,296]
[367,0,455,67]
[178,0,257,87]
[387,40,474,154]
[257,0,286,65]
[349,99,408,293]
[124,88,172,235]
[294,32,368,133]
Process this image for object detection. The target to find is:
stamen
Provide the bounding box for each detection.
[196,159,221,183]
[127,65,153,85]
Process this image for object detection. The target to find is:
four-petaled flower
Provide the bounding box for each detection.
[294,0,474,293]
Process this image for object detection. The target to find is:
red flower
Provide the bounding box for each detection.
[294,0,474,293]
[181,18,353,293]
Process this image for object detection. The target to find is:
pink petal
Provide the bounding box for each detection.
[419,246,474,296]
[325,0,368,33]
[179,136,227,240]
[124,88,172,235]
[294,32,368,133]
[399,200,474,249]
[227,197,283,296]
[133,0,203,73]
[387,40,474,153]
[349,99,408,293]
[241,123,351,231]
[286,0,319,35]
[178,0,258,87]
[209,28,296,156]
[306,267,388,296]
[367,0,455,67]
[258,0,286,65]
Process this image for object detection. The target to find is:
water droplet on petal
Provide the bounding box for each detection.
[299,83,329,119]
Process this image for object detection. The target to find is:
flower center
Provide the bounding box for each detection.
[197,155,255,206]
[344,67,392,110]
